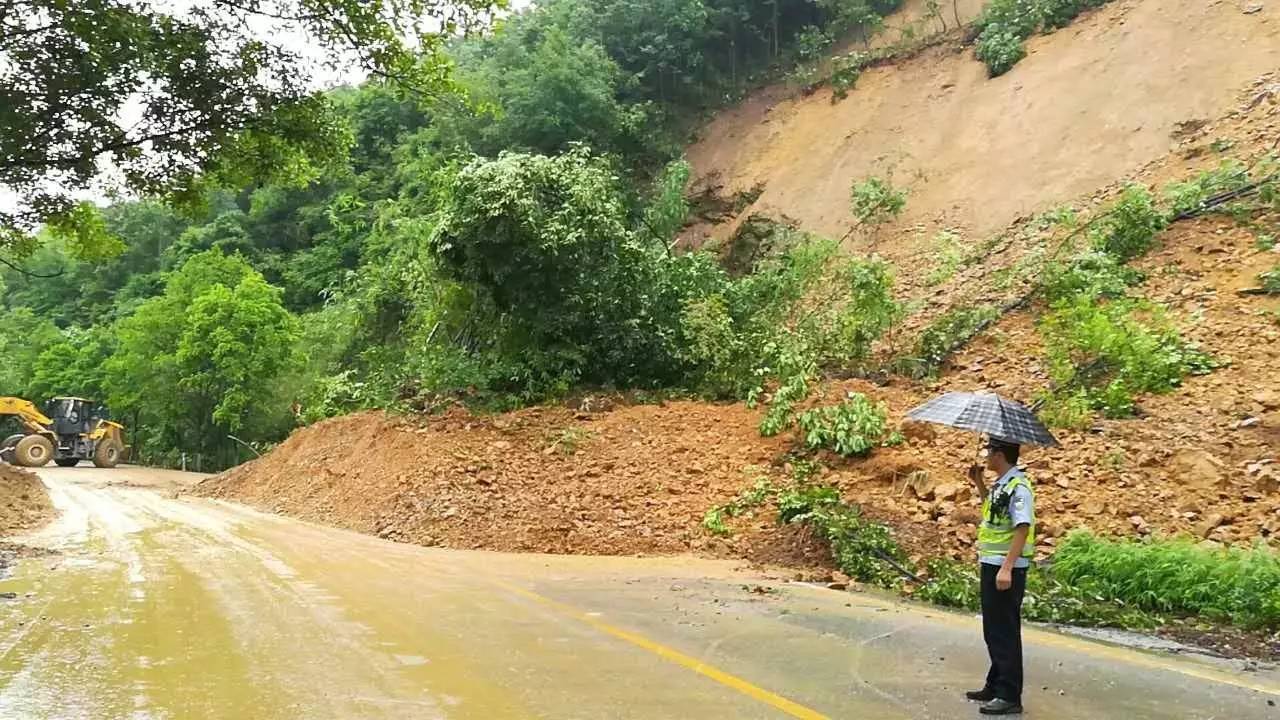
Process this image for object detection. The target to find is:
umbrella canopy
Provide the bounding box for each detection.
[906,391,1059,447]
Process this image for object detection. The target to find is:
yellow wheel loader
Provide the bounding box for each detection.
[0,397,128,468]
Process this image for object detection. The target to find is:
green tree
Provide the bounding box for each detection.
[105,249,260,455]
[0,0,497,259]
[177,274,302,436]
[27,328,115,403]
[0,308,61,396]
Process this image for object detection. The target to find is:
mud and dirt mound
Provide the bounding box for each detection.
[0,463,54,536]
[196,402,814,559]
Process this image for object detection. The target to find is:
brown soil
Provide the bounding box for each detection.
[685,0,1280,253]
[0,463,54,537]
[197,402,801,558]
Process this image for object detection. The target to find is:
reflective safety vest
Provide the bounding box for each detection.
[977,472,1036,559]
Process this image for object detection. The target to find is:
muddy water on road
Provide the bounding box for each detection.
[3,468,1279,720]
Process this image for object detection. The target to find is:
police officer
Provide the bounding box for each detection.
[965,437,1034,716]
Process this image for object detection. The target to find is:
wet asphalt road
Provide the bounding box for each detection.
[1,466,1278,719]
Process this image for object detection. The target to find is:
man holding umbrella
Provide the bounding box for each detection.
[907,392,1056,717]
[966,436,1034,715]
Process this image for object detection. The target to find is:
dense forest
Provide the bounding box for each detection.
[1,0,911,469]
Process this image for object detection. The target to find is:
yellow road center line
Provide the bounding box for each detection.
[493,580,831,720]
[792,584,1280,697]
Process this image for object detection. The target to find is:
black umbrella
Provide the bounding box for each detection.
[906,391,1059,447]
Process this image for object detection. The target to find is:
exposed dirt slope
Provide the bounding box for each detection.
[687,0,1280,251]
[0,463,54,536]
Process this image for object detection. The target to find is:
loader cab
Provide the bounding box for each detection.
[45,397,98,437]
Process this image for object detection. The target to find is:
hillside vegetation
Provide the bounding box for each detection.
[7,0,1280,652]
[2,0,929,468]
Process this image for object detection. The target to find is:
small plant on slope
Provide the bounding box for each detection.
[796,393,888,457]
[829,52,870,101]
[1259,264,1280,294]
[924,230,964,286]
[975,26,1026,77]
[1091,185,1168,262]
[850,176,907,235]
[775,485,907,587]
[896,304,999,378]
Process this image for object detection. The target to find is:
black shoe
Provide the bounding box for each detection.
[979,698,1024,715]
[965,688,996,701]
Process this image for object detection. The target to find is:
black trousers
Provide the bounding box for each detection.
[980,562,1028,703]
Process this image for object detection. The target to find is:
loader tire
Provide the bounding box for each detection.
[15,435,54,468]
[93,441,122,469]
[2,434,23,451]
[54,458,80,467]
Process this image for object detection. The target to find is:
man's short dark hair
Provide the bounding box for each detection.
[989,439,1020,465]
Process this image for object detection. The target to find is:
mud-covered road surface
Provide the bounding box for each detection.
[2,467,1278,719]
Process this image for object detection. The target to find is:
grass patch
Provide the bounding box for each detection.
[546,427,593,455]
[924,230,964,286]
[1260,264,1280,294]
[915,558,1162,629]
[1053,531,1280,629]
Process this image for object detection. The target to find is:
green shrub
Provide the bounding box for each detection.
[685,239,898,407]
[796,393,888,456]
[1037,0,1080,28]
[1163,160,1251,217]
[850,176,907,228]
[1039,250,1145,303]
[1091,185,1168,262]
[778,487,907,587]
[916,558,980,609]
[975,26,1027,77]
[776,483,841,524]
[826,257,902,364]
[830,52,869,101]
[758,371,811,436]
[1260,264,1280,294]
[1039,298,1215,419]
[976,0,1042,35]
[702,507,732,536]
[793,25,835,64]
[898,304,999,377]
[1053,530,1280,629]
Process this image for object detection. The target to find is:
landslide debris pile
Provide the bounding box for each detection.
[197,403,796,557]
[0,463,54,536]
